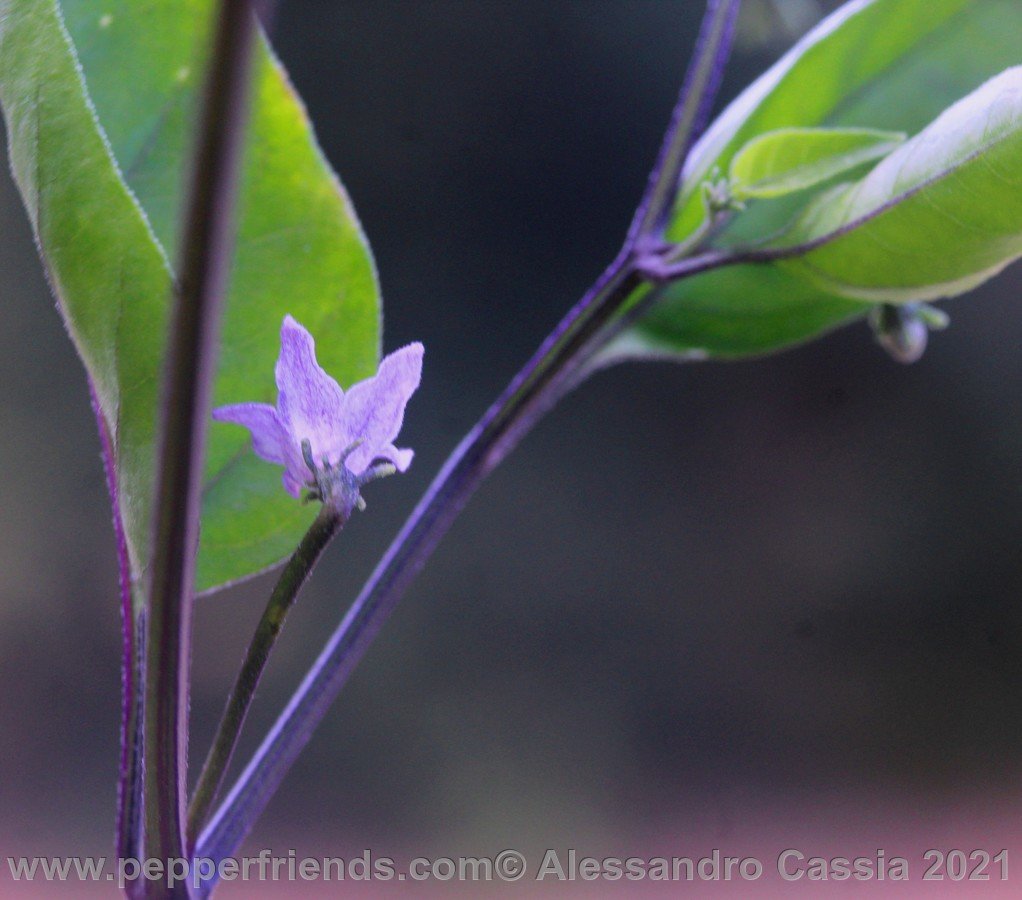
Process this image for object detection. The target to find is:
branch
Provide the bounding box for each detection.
[195,246,737,879]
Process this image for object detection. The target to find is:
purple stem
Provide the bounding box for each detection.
[89,383,141,865]
[194,3,742,877]
[142,0,260,890]
[630,0,740,243]
[194,253,731,878]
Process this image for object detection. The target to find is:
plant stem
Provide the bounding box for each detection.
[143,0,259,889]
[195,0,741,879]
[631,0,739,241]
[89,384,143,866]
[187,503,346,847]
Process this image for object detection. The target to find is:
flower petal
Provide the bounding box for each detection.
[212,402,288,465]
[340,342,423,472]
[378,443,414,472]
[274,315,346,461]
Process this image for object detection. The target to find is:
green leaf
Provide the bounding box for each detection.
[612,0,1022,363]
[605,265,865,362]
[728,127,904,200]
[0,1,380,597]
[777,68,1022,302]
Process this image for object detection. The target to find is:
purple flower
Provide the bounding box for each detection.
[214,315,423,501]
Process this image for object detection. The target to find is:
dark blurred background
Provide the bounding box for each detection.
[2,1,1022,895]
